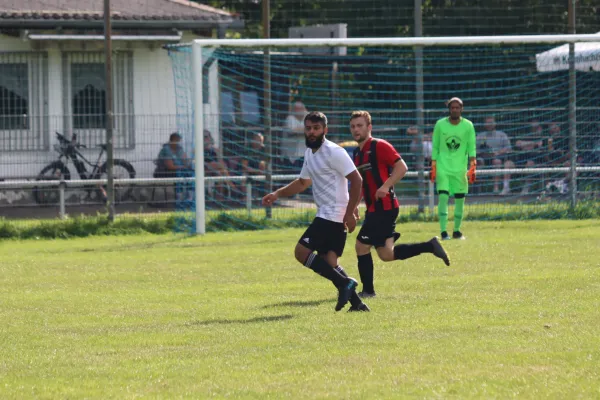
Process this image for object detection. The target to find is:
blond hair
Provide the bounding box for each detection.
[350,110,372,126]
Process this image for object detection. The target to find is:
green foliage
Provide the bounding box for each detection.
[207,0,600,39]
[0,215,177,240]
[0,218,18,238]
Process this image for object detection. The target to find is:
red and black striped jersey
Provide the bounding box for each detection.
[353,137,401,212]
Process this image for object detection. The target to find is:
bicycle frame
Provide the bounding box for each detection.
[58,142,106,180]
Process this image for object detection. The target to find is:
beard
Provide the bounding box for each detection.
[305,133,325,149]
[355,134,367,143]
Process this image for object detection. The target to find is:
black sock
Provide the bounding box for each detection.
[393,242,434,260]
[357,253,375,293]
[335,266,362,307]
[304,253,347,287]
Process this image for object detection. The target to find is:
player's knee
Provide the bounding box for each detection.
[294,244,311,264]
[505,160,515,168]
[355,240,371,256]
[376,246,395,262]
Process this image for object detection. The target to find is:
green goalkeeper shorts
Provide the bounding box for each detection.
[436,171,468,195]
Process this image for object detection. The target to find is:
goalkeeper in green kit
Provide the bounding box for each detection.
[430,97,476,240]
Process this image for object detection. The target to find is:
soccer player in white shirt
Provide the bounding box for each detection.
[262,112,368,312]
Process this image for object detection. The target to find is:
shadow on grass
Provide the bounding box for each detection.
[262,298,334,309]
[187,314,294,326]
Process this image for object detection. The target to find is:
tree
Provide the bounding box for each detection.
[205,0,599,38]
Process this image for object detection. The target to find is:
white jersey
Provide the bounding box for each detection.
[299,139,357,223]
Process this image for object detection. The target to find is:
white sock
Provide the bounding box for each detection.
[503,179,509,189]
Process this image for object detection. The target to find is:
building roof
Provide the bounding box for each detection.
[0,0,242,29]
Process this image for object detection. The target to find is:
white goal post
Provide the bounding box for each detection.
[189,34,600,235]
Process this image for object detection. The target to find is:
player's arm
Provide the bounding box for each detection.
[468,122,477,161]
[430,122,440,182]
[376,159,408,200]
[431,122,440,162]
[277,178,312,197]
[345,170,362,218]
[329,148,362,232]
[467,123,477,183]
[263,157,311,206]
[375,140,407,199]
[262,178,311,206]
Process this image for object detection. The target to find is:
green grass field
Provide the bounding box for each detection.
[1,220,599,398]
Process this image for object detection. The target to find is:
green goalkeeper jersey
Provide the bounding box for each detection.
[432,117,477,174]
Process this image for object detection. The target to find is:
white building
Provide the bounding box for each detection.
[0,0,242,183]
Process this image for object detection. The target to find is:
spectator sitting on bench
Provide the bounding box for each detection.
[582,122,600,165]
[543,123,573,192]
[476,116,515,195]
[240,132,267,197]
[203,130,236,198]
[155,132,194,200]
[241,132,266,175]
[514,121,544,195]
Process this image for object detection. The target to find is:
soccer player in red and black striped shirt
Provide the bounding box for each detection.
[350,111,451,298]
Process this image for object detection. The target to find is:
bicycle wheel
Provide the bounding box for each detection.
[33,162,71,205]
[98,160,136,203]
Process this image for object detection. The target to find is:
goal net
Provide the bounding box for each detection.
[167,35,600,234]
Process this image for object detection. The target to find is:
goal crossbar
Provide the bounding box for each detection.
[190,34,600,48]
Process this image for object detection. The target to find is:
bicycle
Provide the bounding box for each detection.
[33,132,136,205]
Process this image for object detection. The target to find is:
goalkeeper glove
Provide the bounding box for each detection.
[430,161,436,183]
[467,160,476,184]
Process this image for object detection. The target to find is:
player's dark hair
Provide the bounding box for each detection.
[169,132,182,142]
[304,111,328,127]
[350,110,372,126]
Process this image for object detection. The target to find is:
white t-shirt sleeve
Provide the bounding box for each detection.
[299,156,310,179]
[329,147,357,177]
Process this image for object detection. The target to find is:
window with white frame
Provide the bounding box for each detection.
[0,52,48,151]
[63,52,134,149]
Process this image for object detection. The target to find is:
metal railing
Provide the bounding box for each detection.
[0,166,597,220]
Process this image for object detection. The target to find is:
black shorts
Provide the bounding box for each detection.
[298,217,347,257]
[357,208,399,248]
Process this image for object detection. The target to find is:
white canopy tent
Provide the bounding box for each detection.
[536,32,600,72]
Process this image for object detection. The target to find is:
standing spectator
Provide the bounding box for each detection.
[476,116,515,195]
[281,101,308,172]
[406,126,433,165]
